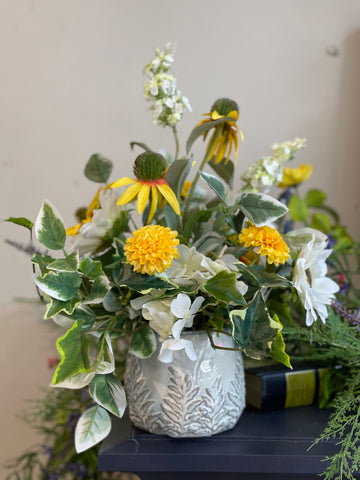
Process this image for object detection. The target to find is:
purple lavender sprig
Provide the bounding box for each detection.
[5,238,43,256]
[332,300,360,329]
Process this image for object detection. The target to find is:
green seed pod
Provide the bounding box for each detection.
[133,152,168,181]
[211,98,239,116]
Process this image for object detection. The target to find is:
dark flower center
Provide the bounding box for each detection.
[133,152,168,181]
[211,98,239,116]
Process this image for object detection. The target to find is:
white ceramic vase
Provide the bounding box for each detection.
[124,330,246,437]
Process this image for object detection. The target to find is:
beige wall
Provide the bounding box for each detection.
[1,0,360,474]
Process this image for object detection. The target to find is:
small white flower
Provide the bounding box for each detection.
[157,294,204,363]
[293,236,339,326]
[158,337,197,363]
[130,295,175,340]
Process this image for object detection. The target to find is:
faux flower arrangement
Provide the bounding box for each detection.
[8,43,344,454]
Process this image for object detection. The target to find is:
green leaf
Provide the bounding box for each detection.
[53,319,90,385]
[75,405,111,453]
[103,289,123,312]
[130,141,151,152]
[165,157,192,198]
[239,193,288,226]
[129,325,156,359]
[183,209,213,239]
[61,304,97,329]
[117,269,177,292]
[186,116,235,155]
[44,296,80,319]
[34,271,81,301]
[163,203,179,231]
[305,189,327,207]
[288,195,308,223]
[200,171,226,203]
[31,253,54,275]
[208,156,234,188]
[82,276,110,304]
[204,271,246,306]
[193,231,224,255]
[230,294,280,360]
[35,200,66,250]
[311,213,332,233]
[238,264,292,288]
[89,374,126,418]
[270,329,292,368]
[80,257,104,279]
[84,154,113,183]
[5,216,34,230]
[47,251,79,272]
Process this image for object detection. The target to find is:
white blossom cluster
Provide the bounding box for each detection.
[241,137,306,193]
[143,43,191,127]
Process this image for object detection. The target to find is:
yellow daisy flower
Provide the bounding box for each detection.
[239,225,290,267]
[66,187,103,236]
[196,98,244,164]
[278,164,312,188]
[124,225,179,275]
[110,152,180,224]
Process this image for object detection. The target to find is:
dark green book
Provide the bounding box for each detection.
[245,364,328,410]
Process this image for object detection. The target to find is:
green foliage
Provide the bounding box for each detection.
[84,154,113,183]
[4,389,125,480]
[238,192,288,226]
[5,216,34,230]
[53,320,90,385]
[35,201,66,250]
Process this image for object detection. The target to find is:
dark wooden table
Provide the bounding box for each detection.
[98,406,338,479]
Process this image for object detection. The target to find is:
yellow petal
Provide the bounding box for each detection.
[215,137,228,164]
[157,184,180,215]
[109,177,136,189]
[117,182,142,206]
[147,185,159,224]
[228,110,239,121]
[137,184,151,215]
[211,111,225,120]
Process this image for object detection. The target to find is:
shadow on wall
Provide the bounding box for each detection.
[332,29,360,240]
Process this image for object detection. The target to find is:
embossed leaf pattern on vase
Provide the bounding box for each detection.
[124,331,246,437]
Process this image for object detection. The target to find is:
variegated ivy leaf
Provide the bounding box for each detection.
[80,257,104,279]
[270,329,292,368]
[75,405,111,453]
[230,293,280,360]
[204,271,247,306]
[33,271,81,301]
[47,251,79,272]
[44,296,81,319]
[31,254,55,276]
[238,192,288,227]
[200,171,226,203]
[129,326,156,359]
[82,276,110,305]
[52,319,90,385]
[35,200,66,250]
[89,374,127,418]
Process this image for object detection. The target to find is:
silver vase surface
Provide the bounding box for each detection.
[124,330,246,437]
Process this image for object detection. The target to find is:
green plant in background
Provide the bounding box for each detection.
[4,42,359,479]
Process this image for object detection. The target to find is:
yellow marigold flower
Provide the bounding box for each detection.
[239,225,290,266]
[195,98,244,165]
[109,152,180,224]
[278,164,312,188]
[66,187,103,236]
[124,225,179,275]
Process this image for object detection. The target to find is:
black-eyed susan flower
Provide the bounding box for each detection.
[66,187,103,236]
[124,225,179,275]
[239,224,290,266]
[109,152,180,224]
[278,164,312,188]
[196,98,244,164]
